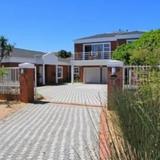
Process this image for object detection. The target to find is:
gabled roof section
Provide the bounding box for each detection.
[75,31,145,43]
[11,48,46,58]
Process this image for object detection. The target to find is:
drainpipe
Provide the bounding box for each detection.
[42,64,45,85]
[71,64,74,83]
[56,65,58,84]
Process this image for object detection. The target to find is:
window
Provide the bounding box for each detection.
[83,43,111,59]
[104,43,110,51]
[74,66,79,75]
[74,66,80,81]
[57,66,63,79]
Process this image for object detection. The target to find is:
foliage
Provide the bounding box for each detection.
[0,67,7,77]
[110,68,160,159]
[113,30,160,65]
[56,50,72,58]
[0,36,14,63]
[112,43,135,64]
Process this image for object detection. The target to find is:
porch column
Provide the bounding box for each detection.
[71,64,74,83]
[42,64,45,85]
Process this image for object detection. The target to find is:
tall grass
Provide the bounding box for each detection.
[77,69,160,160]
[109,69,160,159]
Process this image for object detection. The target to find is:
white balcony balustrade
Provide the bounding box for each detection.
[74,51,112,60]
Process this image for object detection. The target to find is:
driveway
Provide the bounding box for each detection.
[0,103,101,160]
[37,84,107,107]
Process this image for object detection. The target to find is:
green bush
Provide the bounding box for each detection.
[0,68,7,77]
[113,30,160,65]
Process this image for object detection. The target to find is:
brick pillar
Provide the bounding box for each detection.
[107,67,123,110]
[19,63,35,103]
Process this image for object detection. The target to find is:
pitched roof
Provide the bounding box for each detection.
[76,31,144,41]
[11,48,46,58]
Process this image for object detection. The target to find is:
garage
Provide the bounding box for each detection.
[84,67,101,84]
[83,67,108,84]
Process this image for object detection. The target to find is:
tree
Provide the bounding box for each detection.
[112,43,135,64]
[113,30,160,65]
[0,36,14,64]
[56,50,72,58]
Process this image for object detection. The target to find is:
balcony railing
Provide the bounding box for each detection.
[74,51,112,60]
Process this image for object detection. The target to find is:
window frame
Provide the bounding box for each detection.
[57,66,63,79]
[83,42,111,52]
[74,66,79,75]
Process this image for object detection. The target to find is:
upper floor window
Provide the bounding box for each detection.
[57,66,63,79]
[83,43,111,59]
[104,43,110,52]
[92,44,103,52]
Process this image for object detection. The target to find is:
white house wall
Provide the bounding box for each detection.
[43,53,58,65]
[43,53,71,65]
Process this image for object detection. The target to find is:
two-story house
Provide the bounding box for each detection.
[71,31,144,84]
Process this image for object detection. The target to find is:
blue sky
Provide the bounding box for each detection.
[0,0,159,52]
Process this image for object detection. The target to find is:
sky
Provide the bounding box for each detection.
[0,0,159,53]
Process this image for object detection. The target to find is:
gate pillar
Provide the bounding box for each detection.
[19,63,35,103]
[107,61,123,110]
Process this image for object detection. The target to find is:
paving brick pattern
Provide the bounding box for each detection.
[0,103,101,160]
[37,84,107,106]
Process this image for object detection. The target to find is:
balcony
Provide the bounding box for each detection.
[74,51,112,60]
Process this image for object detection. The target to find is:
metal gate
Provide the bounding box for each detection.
[123,65,152,89]
[0,67,20,95]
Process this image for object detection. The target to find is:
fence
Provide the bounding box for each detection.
[123,65,159,89]
[0,67,20,95]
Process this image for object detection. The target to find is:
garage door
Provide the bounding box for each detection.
[84,67,100,84]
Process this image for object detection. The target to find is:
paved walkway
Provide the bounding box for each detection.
[0,103,101,160]
[37,84,107,107]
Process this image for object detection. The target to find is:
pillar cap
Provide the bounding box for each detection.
[19,63,35,69]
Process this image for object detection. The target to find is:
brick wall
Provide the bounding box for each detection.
[107,67,123,110]
[74,43,83,60]
[45,65,56,85]
[58,65,71,83]
[117,39,127,46]
[1,63,19,67]
[20,68,34,103]
[79,67,83,82]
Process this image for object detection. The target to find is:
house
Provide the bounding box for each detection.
[42,52,71,85]
[0,30,144,86]
[71,31,144,84]
[1,48,46,85]
[1,48,71,86]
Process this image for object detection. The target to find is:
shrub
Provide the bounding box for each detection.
[113,30,160,65]
[110,68,160,159]
[56,50,72,58]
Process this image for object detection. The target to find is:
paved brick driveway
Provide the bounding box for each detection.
[0,103,101,160]
[37,84,107,107]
